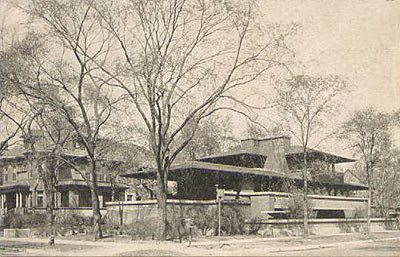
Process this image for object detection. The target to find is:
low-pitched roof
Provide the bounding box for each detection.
[0,184,30,193]
[286,145,356,163]
[196,150,267,160]
[121,161,368,190]
[196,151,267,168]
[122,161,283,179]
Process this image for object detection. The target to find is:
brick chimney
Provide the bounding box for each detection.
[241,136,290,173]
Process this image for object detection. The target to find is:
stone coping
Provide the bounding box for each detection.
[225,191,367,201]
[105,199,250,206]
[245,217,396,224]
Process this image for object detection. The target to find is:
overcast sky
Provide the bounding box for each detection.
[234,0,400,154]
[261,0,399,113]
[1,0,399,160]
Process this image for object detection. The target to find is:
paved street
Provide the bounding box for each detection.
[1,232,399,256]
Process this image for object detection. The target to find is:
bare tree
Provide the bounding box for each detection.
[274,74,347,238]
[25,107,74,235]
[1,30,77,234]
[4,0,124,239]
[373,148,400,217]
[178,115,235,161]
[92,0,294,240]
[0,72,28,155]
[0,98,26,155]
[339,108,392,235]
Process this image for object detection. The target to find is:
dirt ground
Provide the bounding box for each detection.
[1,231,399,256]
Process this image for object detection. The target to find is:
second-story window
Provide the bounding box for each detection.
[12,173,17,181]
[4,174,8,182]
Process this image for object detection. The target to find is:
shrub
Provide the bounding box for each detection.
[110,202,249,240]
[9,214,24,229]
[167,203,247,238]
[186,205,216,236]
[287,191,315,219]
[246,217,263,235]
[24,213,47,228]
[127,216,158,240]
[220,204,246,235]
[3,212,47,229]
[55,212,93,235]
[353,207,367,218]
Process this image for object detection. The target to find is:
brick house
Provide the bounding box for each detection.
[122,136,368,219]
[0,133,128,216]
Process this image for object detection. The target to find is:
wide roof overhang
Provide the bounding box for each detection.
[196,151,267,168]
[286,147,356,164]
[121,161,368,190]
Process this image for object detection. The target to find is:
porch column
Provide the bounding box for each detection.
[54,192,57,208]
[27,194,31,208]
[99,195,104,208]
[69,190,78,207]
[56,192,62,208]
[16,192,19,208]
[3,194,5,208]
[1,194,3,208]
[19,193,23,208]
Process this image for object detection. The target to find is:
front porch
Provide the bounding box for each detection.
[0,182,127,213]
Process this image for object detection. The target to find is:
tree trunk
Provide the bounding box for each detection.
[45,188,55,236]
[303,150,309,239]
[43,159,56,236]
[90,186,103,240]
[156,171,168,241]
[367,188,372,235]
[89,159,103,240]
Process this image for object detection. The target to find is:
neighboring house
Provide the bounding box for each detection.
[0,133,129,215]
[343,169,363,185]
[122,136,369,219]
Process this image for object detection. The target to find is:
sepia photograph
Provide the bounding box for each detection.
[0,0,399,256]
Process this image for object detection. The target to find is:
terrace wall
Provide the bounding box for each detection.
[104,198,397,237]
[224,191,368,219]
[245,218,398,236]
[105,199,250,226]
